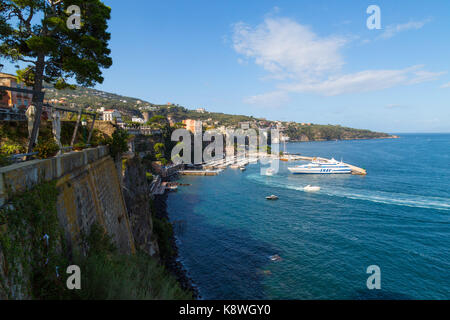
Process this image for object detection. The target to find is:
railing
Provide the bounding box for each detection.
[7,152,38,163]
[7,144,94,164]
[0,109,26,121]
[123,125,161,136]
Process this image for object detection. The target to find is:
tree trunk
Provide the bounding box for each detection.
[26,53,46,155]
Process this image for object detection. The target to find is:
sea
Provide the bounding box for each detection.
[166,133,450,299]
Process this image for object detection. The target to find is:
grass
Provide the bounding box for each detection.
[73,251,192,300]
[71,223,192,300]
[0,182,192,300]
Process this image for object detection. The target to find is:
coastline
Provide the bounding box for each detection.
[153,193,200,299]
[289,135,399,142]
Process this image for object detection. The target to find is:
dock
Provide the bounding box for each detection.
[179,170,221,176]
[185,153,367,175]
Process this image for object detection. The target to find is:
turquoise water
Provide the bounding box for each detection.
[166,134,450,299]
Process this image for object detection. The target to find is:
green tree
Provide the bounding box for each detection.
[108,128,129,159]
[146,115,167,128]
[0,0,112,100]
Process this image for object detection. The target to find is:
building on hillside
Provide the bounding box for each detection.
[182,119,203,134]
[167,116,177,126]
[102,109,122,122]
[217,126,227,135]
[131,117,145,124]
[196,108,206,113]
[239,121,251,130]
[0,72,33,110]
[139,105,158,112]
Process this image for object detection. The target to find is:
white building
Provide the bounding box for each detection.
[102,109,122,122]
[196,108,206,113]
[132,117,145,124]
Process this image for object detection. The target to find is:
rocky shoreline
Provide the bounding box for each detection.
[289,135,399,142]
[153,193,200,299]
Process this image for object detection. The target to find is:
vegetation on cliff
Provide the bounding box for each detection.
[284,123,391,141]
[0,181,67,299]
[0,121,107,165]
[73,224,191,300]
[42,84,392,141]
[0,181,191,300]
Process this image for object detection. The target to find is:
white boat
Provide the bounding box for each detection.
[265,168,275,176]
[266,195,279,200]
[240,167,246,171]
[303,185,321,192]
[288,158,351,174]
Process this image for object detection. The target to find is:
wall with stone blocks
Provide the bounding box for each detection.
[0,146,135,255]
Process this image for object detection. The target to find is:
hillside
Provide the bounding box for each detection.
[42,85,394,141]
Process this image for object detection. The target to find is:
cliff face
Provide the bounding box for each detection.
[121,156,159,257]
[0,147,136,299]
[56,155,135,256]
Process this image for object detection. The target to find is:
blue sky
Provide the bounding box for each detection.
[3,0,450,132]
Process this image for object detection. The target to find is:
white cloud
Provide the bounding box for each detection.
[279,66,445,96]
[380,19,431,39]
[232,16,444,102]
[232,18,347,80]
[440,82,450,88]
[243,91,289,107]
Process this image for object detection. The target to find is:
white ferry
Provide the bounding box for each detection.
[288,158,352,174]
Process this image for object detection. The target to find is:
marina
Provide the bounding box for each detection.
[187,154,367,176]
[167,135,450,300]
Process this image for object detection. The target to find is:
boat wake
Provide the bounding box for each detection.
[247,174,450,212]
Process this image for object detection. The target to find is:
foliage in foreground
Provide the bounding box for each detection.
[0,183,191,300]
[73,224,191,300]
[107,129,129,159]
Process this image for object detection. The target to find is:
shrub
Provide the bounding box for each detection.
[73,142,86,151]
[150,204,174,261]
[72,223,191,300]
[0,142,25,155]
[108,129,129,158]
[34,138,60,159]
[146,172,153,182]
[0,153,12,167]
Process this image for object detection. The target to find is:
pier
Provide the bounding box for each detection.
[180,153,367,176]
[179,170,221,176]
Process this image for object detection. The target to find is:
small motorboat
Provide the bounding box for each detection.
[269,254,282,262]
[303,185,321,192]
[240,167,246,171]
[266,195,279,200]
[166,184,178,192]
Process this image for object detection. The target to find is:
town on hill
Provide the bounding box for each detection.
[41,84,393,142]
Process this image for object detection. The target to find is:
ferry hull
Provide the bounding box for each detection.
[288,157,353,174]
[288,168,352,174]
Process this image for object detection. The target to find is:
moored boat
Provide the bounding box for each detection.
[288,158,351,174]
